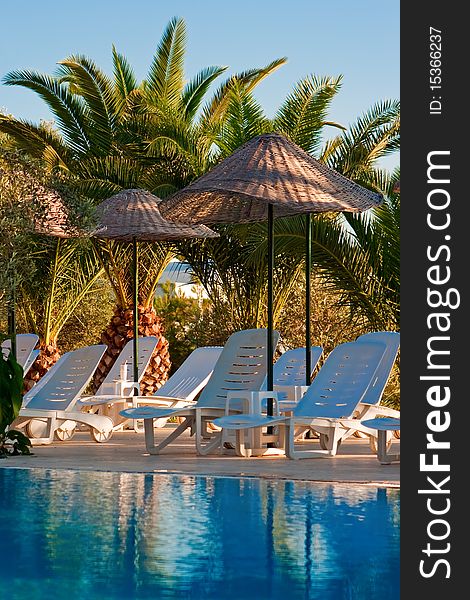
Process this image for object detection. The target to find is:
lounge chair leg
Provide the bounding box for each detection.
[195,412,223,455]
[285,421,334,459]
[144,418,157,453]
[146,417,193,455]
[235,429,253,457]
[322,426,343,456]
[293,425,310,440]
[377,430,389,463]
[377,430,400,464]
[285,421,299,459]
[26,416,56,446]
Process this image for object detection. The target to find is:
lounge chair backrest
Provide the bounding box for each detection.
[153,346,223,401]
[1,333,39,369]
[21,352,69,407]
[23,344,106,411]
[274,346,323,386]
[23,349,40,375]
[356,332,400,405]
[96,336,159,393]
[196,329,280,409]
[293,341,387,419]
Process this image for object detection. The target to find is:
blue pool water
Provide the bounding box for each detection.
[0,468,399,599]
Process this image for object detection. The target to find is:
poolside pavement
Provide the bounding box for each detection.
[1,426,399,486]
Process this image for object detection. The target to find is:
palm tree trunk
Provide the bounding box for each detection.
[23,341,61,392]
[93,305,171,394]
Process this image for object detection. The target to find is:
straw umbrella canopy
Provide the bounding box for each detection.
[160,133,383,413]
[91,188,218,386]
[33,189,84,239]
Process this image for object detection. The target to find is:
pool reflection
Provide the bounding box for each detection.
[0,469,399,599]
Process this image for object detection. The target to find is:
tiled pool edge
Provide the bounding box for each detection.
[0,462,400,488]
[0,430,400,487]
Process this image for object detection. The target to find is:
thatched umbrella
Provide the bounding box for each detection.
[6,184,78,362]
[160,133,382,415]
[91,188,218,386]
[33,189,84,239]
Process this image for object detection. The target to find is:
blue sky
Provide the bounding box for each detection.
[0,0,399,170]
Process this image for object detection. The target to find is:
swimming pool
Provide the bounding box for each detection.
[0,468,399,599]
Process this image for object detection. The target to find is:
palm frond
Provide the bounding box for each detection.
[50,241,105,337]
[146,16,186,106]
[273,75,343,154]
[177,222,307,329]
[214,84,271,157]
[241,57,288,93]
[2,70,91,156]
[145,113,211,179]
[323,100,400,177]
[112,45,138,108]
[0,116,73,171]
[92,239,174,309]
[18,237,104,343]
[199,57,287,134]
[243,211,399,330]
[56,55,118,152]
[74,155,148,198]
[181,66,228,121]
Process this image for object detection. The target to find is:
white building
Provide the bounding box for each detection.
[156,260,207,299]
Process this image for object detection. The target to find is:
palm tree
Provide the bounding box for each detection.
[1,16,399,381]
[1,148,104,382]
[0,17,286,389]
[19,236,105,390]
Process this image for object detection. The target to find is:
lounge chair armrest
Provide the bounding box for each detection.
[79,395,132,406]
[97,381,140,396]
[274,384,309,403]
[225,390,279,416]
[133,397,195,409]
[370,405,400,418]
[214,414,286,430]
[278,401,298,413]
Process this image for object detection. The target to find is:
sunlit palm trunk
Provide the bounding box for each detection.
[92,305,171,394]
[92,240,173,394]
[24,342,61,392]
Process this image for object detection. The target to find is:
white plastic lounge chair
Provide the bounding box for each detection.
[119,328,279,455]
[79,345,224,430]
[93,335,159,397]
[362,417,400,464]
[295,331,401,443]
[355,331,400,414]
[1,333,39,374]
[13,344,114,445]
[271,346,323,406]
[22,336,159,440]
[213,340,389,458]
[220,345,324,449]
[23,349,40,376]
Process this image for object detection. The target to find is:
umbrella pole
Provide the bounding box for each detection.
[267,204,274,411]
[132,237,139,391]
[305,214,312,386]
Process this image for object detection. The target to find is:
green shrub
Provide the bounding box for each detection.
[154,283,237,373]
[0,353,32,457]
